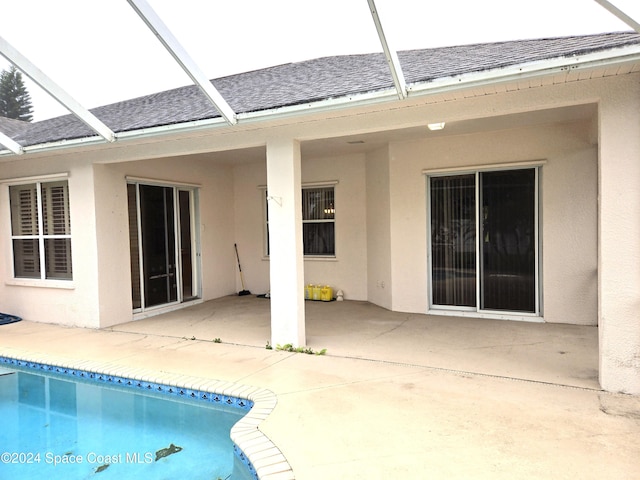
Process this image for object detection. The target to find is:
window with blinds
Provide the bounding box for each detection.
[9,180,72,280]
[265,185,335,256]
[302,187,335,255]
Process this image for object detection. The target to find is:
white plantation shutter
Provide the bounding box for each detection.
[43,182,70,235]
[9,180,72,280]
[10,184,40,277]
[43,182,72,279]
[11,184,38,235]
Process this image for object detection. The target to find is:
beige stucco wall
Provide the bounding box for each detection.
[386,119,598,325]
[232,153,368,301]
[104,155,237,309]
[233,160,270,295]
[93,164,132,328]
[366,146,392,309]
[0,153,238,328]
[598,75,640,394]
[0,70,638,392]
[302,154,368,301]
[0,157,102,328]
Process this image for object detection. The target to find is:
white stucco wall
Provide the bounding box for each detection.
[386,119,598,325]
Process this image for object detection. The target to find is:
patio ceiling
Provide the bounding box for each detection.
[167,103,598,166]
[0,1,637,156]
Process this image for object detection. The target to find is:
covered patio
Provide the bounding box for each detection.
[109,296,599,390]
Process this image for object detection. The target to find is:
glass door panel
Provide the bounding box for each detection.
[480,169,536,312]
[139,185,177,308]
[179,190,195,301]
[430,174,477,307]
[127,184,142,309]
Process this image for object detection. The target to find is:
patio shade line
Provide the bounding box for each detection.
[0,35,116,144]
[367,0,408,99]
[593,0,640,33]
[127,0,238,126]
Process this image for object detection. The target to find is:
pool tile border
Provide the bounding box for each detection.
[0,352,294,480]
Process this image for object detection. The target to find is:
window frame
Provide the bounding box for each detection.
[5,173,73,284]
[262,181,337,258]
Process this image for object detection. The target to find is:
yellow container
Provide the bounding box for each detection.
[305,284,313,300]
[320,285,333,302]
[312,285,321,301]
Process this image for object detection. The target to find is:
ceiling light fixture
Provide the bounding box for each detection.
[427,122,446,131]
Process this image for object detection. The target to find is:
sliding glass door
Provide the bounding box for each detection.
[429,168,538,315]
[127,182,200,313]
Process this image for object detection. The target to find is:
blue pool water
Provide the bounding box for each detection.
[0,363,255,480]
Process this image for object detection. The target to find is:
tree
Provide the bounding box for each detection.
[0,66,33,122]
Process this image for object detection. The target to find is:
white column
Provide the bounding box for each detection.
[266,138,306,347]
[598,78,640,394]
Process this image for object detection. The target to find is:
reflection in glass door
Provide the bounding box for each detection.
[480,170,536,312]
[128,182,199,313]
[429,168,538,315]
[140,185,177,308]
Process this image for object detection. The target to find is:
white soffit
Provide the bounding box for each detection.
[367,0,407,99]
[0,35,116,143]
[593,0,640,33]
[127,0,237,126]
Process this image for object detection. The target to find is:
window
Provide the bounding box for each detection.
[265,185,335,256]
[302,186,335,255]
[9,180,72,280]
[428,167,538,315]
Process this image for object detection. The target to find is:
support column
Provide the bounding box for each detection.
[266,138,306,347]
[598,78,640,394]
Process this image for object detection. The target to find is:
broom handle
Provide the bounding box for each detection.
[234,244,247,289]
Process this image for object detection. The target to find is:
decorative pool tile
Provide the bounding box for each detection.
[0,352,289,480]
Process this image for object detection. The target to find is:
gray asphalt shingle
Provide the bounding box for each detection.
[7,31,640,148]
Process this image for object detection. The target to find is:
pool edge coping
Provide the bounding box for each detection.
[0,348,295,480]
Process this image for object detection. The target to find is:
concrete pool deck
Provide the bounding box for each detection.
[1,295,639,479]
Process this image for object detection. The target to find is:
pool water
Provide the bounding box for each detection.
[0,367,251,480]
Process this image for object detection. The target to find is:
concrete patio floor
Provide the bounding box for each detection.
[1,295,639,479]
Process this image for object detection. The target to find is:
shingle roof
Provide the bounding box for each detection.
[0,116,31,138]
[9,31,640,148]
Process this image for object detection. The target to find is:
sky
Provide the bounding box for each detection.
[0,0,638,121]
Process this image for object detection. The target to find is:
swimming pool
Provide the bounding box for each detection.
[0,356,285,479]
